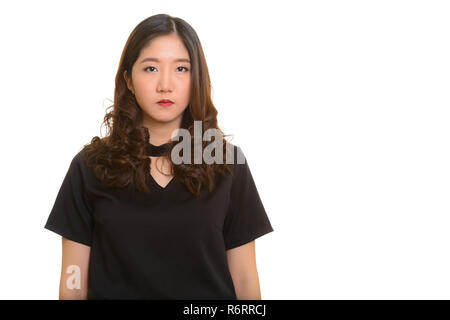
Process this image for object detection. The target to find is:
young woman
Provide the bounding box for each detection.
[44,13,274,300]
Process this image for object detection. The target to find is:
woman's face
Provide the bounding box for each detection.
[124,34,191,126]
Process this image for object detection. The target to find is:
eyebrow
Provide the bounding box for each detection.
[139,57,191,64]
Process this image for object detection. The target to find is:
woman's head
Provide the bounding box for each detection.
[115,13,217,134]
[124,33,191,127]
[84,14,233,197]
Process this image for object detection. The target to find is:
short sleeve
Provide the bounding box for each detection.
[44,150,94,246]
[223,146,274,250]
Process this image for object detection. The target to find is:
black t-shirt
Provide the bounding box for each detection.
[44,143,274,300]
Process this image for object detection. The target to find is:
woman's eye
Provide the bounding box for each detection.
[144,66,156,72]
[177,67,190,72]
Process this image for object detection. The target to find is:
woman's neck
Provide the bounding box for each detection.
[143,115,183,146]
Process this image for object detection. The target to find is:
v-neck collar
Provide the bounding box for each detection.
[149,174,176,190]
[145,141,175,191]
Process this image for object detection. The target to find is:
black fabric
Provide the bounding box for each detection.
[44,143,274,300]
[146,141,171,157]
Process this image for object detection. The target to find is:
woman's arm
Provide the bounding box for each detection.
[226,240,262,299]
[59,237,91,299]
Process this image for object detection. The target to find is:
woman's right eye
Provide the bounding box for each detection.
[144,66,156,72]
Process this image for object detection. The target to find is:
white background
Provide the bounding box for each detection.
[0,0,449,299]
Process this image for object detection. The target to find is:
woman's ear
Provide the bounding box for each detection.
[123,70,135,94]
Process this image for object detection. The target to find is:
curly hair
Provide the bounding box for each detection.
[83,13,234,198]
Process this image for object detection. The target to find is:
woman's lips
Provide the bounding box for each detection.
[158,99,173,107]
[157,101,174,107]
[157,99,174,107]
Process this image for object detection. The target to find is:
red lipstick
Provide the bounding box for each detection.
[157,99,174,107]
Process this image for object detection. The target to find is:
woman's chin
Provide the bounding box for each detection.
[143,112,183,124]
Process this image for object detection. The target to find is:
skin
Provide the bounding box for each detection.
[226,241,262,299]
[59,33,262,300]
[59,238,90,299]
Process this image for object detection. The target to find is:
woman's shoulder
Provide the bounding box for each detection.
[73,137,109,168]
[62,147,91,186]
[221,141,249,186]
[223,141,246,166]
[70,145,91,169]
[67,144,103,187]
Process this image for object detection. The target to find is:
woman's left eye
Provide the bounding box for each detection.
[177,67,189,72]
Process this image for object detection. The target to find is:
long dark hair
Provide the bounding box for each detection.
[83,13,233,198]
